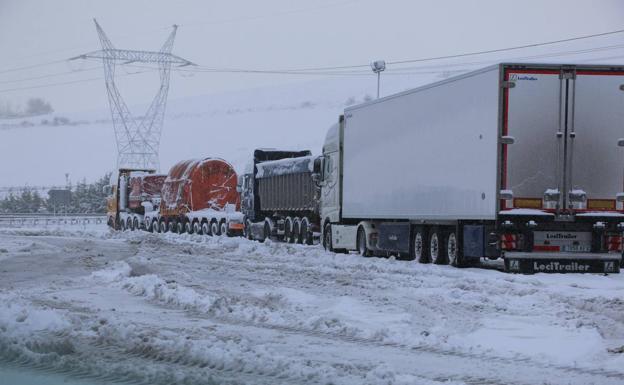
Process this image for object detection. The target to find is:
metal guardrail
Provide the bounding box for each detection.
[0,214,106,228]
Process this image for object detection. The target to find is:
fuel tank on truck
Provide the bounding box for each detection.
[128,173,166,210]
[160,158,240,217]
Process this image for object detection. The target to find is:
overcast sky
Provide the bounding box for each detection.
[1,0,624,113]
[2,0,624,188]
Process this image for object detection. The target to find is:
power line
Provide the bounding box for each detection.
[0,59,68,75]
[261,27,624,72]
[0,69,154,94]
[0,66,100,85]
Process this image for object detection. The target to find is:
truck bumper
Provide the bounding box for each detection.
[504,252,621,274]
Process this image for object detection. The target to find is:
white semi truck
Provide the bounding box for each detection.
[318,63,624,273]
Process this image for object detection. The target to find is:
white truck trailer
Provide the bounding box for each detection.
[318,63,624,273]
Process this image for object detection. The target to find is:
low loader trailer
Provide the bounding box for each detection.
[316,63,624,274]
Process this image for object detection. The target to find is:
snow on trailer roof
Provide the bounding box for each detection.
[256,155,316,178]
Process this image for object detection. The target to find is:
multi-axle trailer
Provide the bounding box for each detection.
[317,63,624,273]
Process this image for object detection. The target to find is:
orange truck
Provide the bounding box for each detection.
[107,159,244,236]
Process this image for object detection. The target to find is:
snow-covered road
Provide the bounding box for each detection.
[1,227,623,385]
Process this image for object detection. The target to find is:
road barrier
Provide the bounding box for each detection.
[0,214,106,228]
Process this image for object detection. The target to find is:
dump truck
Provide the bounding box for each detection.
[106,169,166,231]
[156,158,244,236]
[239,149,321,243]
[317,63,624,274]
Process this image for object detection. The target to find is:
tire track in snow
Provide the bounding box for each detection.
[127,288,624,385]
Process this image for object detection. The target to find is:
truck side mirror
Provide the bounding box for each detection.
[617,138,624,147]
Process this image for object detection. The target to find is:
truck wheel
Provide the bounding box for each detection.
[357,227,370,257]
[446,232,459,266]
[202,221,211,236]
[430,230,448,264]
[220,220,228,237]
[151,219,159,233]
[193,220,201,235]
[127,218,134,231]
[300,217,312,245]
[293,218,302,244]
[133,218,140,231]
[284,217,294,243]
[262,222,271,242]
[211,220,220,236]
[323,224,333,251]
[168,221,177,233]
[413,228,430,263]
[120,219,126,231]
[159,219,166,233]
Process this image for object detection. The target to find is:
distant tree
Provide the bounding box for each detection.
[1,173,111,214]
[25,97,53,116]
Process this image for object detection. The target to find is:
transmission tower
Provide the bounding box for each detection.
[71,19,193,170]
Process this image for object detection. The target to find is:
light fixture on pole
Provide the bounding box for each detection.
[370,60,386,99]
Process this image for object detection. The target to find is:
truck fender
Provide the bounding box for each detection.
[357,221,378,251]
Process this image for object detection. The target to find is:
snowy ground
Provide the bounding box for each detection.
[1,225,623,385]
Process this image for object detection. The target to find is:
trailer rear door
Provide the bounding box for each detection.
[568,70,624,211]
[503,68,562,209]
[503,65,624,213]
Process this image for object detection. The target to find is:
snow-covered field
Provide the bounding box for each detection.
[1,225,623,385]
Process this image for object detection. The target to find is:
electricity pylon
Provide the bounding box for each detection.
[71,19,193,170]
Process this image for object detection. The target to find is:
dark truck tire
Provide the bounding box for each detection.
[413,227,430,263]
[429,229,448,264]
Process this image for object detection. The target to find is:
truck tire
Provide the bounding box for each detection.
[184,220,193,234]
[127,218,134,231]
[284,217,294,243]
[293,218,302,244]
[168,221,177,233]
[413,228,430,263]
[159,219,166,233]
[192,220,201,235]
[151,219,159,233]
[357,226,371,257]
[120,219,126,231]
[323,223,333,252]
[211,220,220,236]
[429,229,448,264]
[446,232,459,266]
[202,221,211,236]
[263,221,271,242]
[133,218,140,231]
[220,220,228,237]
[300,217,312,245]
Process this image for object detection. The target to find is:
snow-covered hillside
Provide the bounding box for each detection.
[0,73,446,186]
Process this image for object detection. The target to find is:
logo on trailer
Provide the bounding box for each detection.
[533,261,590,272]
[509,74,538,81]
[508,259,520,272]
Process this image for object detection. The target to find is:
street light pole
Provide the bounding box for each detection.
[371,60,386,99]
